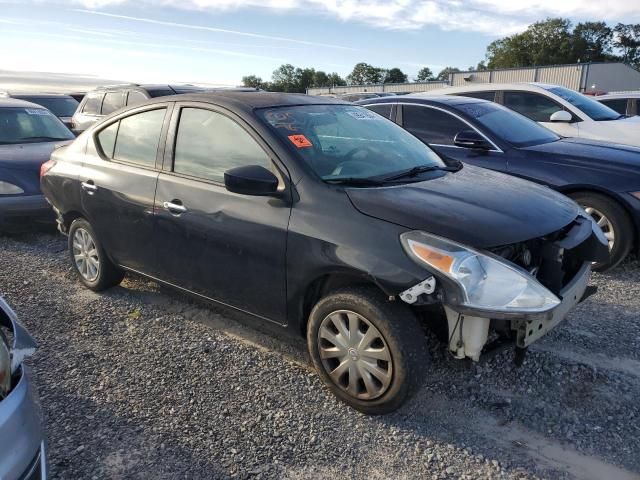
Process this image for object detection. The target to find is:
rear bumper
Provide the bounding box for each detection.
[0,367,47,480]
[0,195,54,232]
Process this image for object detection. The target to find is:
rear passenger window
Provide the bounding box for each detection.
[365,104,393,119]
[127,91,148,106]
[173,108,270,182]
[82,93,103,115]
[97,122,118,158]
[457,91,496,102]
[403,105,469,145]
[599,99,628,115]
[113,109,166,167]
[503,91,565,122]
[101,92,124,115]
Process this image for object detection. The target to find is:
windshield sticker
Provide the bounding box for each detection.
[24,108,51,116]
[288,134,313,148]
[346,110,380,120]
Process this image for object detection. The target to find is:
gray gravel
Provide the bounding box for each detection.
[1,232,639,480]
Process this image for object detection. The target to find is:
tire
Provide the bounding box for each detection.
[68,218,124,291]
[307,286,428,415]
[569,192,634,272]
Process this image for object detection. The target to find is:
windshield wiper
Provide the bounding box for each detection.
[380,164,457,182]
[17,136,70,142]
[324,177,385,186]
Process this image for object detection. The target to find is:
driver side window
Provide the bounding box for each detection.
[402,105,469,146]
[503,91,568,122]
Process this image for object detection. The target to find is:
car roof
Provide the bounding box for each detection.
[136,91,349,112]
[358,94,489,106]
[596,93,640,99]
[417,82,558,96]
[0,98,47,109]
[9,93,75,98]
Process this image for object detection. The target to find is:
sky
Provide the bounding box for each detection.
[1,0,640,89]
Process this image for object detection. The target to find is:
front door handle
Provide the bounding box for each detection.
[81,181,97,195]
[163,200,187,215]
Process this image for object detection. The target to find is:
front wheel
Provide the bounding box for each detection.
[68,218,124,291]
[569,192,634,272]
[307,286,428,414]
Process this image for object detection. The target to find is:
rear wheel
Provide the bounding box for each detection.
[68,218,124,291]
[307,286,428,414]
[569,192,634,272]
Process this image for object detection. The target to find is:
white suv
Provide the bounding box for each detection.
[424,83,640,147]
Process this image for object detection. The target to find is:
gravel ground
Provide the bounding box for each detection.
[1,232,639,480]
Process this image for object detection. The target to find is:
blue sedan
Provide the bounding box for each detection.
[0,98,74,232]
[358,95,640,271]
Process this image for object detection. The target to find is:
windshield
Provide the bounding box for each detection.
[546,86,621,121]
[0,107,74,144]
[457,101,559,147]
[18,96,79,117]
[258,105,444,182]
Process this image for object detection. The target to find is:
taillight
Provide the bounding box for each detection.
[40,160,56,178]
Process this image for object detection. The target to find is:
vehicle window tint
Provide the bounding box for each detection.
[365,104,393,119]
[127,91,148,106]
[503,91,565,122]
[101,92,124,115]
[146,88,175,98]
[173,108,270,182]
[113,109,166,167]
[97,122,119,158]
[457,91,496,101]
[403,105,469,145]
[82,93,103,115]
[599,98,628,115]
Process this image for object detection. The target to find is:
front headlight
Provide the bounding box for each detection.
[0,181,24,195]
[0,332,10,399]
[400,231,560,313]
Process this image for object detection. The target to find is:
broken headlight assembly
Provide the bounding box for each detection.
[400,231,561,313]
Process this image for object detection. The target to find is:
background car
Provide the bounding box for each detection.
[0,98,74,232]
[426,83,640,147]
[41,92,605,413]
[7,93,79,130]
[0,296,46,480]
[359,95,640,270]
[71,84,256,133]
[596,92,640,116]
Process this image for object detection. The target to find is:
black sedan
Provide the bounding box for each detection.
[358,96,640,271]
[41,92,606,413]
[0,98,74,232]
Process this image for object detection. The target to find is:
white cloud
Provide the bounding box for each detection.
[70,0,640,36]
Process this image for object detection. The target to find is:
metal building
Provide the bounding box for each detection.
[307,62,640,96]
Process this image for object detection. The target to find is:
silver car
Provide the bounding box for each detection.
[0,297,46,479]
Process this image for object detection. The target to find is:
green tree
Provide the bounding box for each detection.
[346,62,385,85]
[270,64,298,92]
[435,66,461,81]
[572,22,614,62]
[326,72,347,86]
[415,67,434,82]
[241,75,264,88]
[614,23,640,68]
[313,71,330,87]
[384,67,408,83]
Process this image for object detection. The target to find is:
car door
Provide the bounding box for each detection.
[80,104,171,272]
[397,104,507,172]
[72,91,104,132]
[502,90,580,138]
[153,103,291,324]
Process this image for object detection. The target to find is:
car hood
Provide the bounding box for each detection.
[586,116,640,147]
[346,165,580,248]
[0,141,71,170]
[522,137,640,172]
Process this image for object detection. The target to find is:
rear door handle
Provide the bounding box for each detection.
[81,181,97,194]
[163,201,187,215]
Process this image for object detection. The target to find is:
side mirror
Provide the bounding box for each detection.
[224,165,279,196]
[549,110,572,123]
[453,129,492,150]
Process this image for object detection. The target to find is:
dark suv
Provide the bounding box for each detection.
[71,84,214,133]
[4,93,78,130]
[41,92,607,414]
